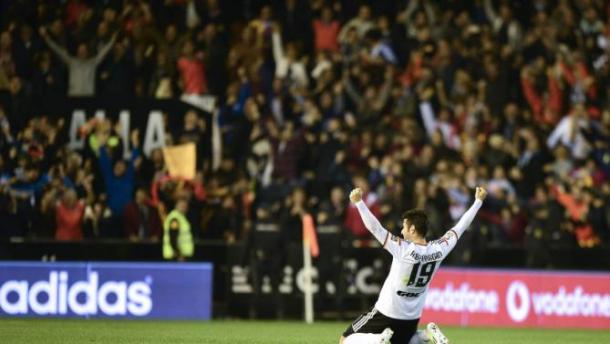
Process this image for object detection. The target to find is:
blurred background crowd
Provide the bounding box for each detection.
[1,0,610,266]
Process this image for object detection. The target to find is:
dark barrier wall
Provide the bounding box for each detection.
[3,239,610,318]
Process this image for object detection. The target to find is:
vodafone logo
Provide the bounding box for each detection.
[0,271,153,316]
[506,281,530,322]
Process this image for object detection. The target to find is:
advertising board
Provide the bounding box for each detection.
[0,262,213,320]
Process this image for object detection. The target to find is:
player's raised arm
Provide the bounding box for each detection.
[451,187,487,238]
[350,188,390,245]
[436,187,486,258]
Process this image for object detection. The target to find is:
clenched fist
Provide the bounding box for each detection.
[349,188,363,204]
[475,187,487,201]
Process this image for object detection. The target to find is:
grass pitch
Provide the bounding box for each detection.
[1,319,609,343]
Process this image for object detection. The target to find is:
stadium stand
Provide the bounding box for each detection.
[0,0,609,272]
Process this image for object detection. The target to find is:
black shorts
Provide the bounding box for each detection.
[342,308,419,344]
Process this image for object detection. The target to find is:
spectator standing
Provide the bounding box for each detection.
[31,51,66,97]
[12,25,39,80]
[246,200,284,318]
[54,189,85,241]
[177,39,207,96]
[269,121,303,182]
[199,23,228,96]
[315,186,347,317]
[39,27,116,96]
[271,24,308,88]
[338,5,373,42]
[98,40,135,95]
[123,188,162,241]
[313,7,340,53]
[97,130,139,237]
[280,187,308,243]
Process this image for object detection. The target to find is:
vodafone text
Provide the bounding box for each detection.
[425,281,610,321]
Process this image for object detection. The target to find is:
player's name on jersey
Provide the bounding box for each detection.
[409,251,442,262]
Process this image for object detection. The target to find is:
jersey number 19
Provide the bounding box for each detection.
[406,261,437,287]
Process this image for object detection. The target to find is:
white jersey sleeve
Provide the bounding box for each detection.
[355,200,403,257]
[436,199,483,258]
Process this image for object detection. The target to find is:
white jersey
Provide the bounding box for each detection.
[355,199,482,320]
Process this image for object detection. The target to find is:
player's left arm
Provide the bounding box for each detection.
[438,187,487,256]
[350,188,401,255]
[451,187,486,238]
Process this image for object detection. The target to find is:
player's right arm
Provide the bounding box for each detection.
[350,188,399,255]
[438,187,487,256]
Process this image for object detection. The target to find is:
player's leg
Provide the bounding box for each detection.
[425,323,449,344]
[340,308,387,344]
[373,316,417,344]
[342,333,380,344]
[408,323,449,344]
[408,330,429,344]
[342,328,393,344]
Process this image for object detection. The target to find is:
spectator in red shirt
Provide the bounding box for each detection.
[313,7,340,53]
[54,189,85,241]
[520,57,563,126]
[123,188,162,241]
[177,40,207,95]
[550,183,600,248]
[65,0,88,29]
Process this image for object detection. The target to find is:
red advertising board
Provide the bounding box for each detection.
[420,268,610,329]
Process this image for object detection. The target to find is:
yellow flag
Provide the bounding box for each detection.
[162,143,197,180]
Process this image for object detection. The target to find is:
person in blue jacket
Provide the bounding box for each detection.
[97,129,140,237]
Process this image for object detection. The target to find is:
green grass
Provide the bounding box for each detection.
[1,319,609,343]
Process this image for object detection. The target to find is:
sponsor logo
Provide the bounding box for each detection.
[424,280,610,320]
[0,271,152,316]
[397,291,421,298]
[506,281,610,321]
[426,283,499,314]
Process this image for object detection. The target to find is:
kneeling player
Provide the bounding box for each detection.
[340,186,487,344]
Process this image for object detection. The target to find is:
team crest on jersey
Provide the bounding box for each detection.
[437,232,454,246]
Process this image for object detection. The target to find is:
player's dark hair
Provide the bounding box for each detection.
[402,209,428,238]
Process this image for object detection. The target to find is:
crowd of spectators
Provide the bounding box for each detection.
[1,0,610,266]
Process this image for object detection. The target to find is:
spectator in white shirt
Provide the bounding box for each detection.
[271,24,308,89]
[547,104,591,160]
[338,5,373,43]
